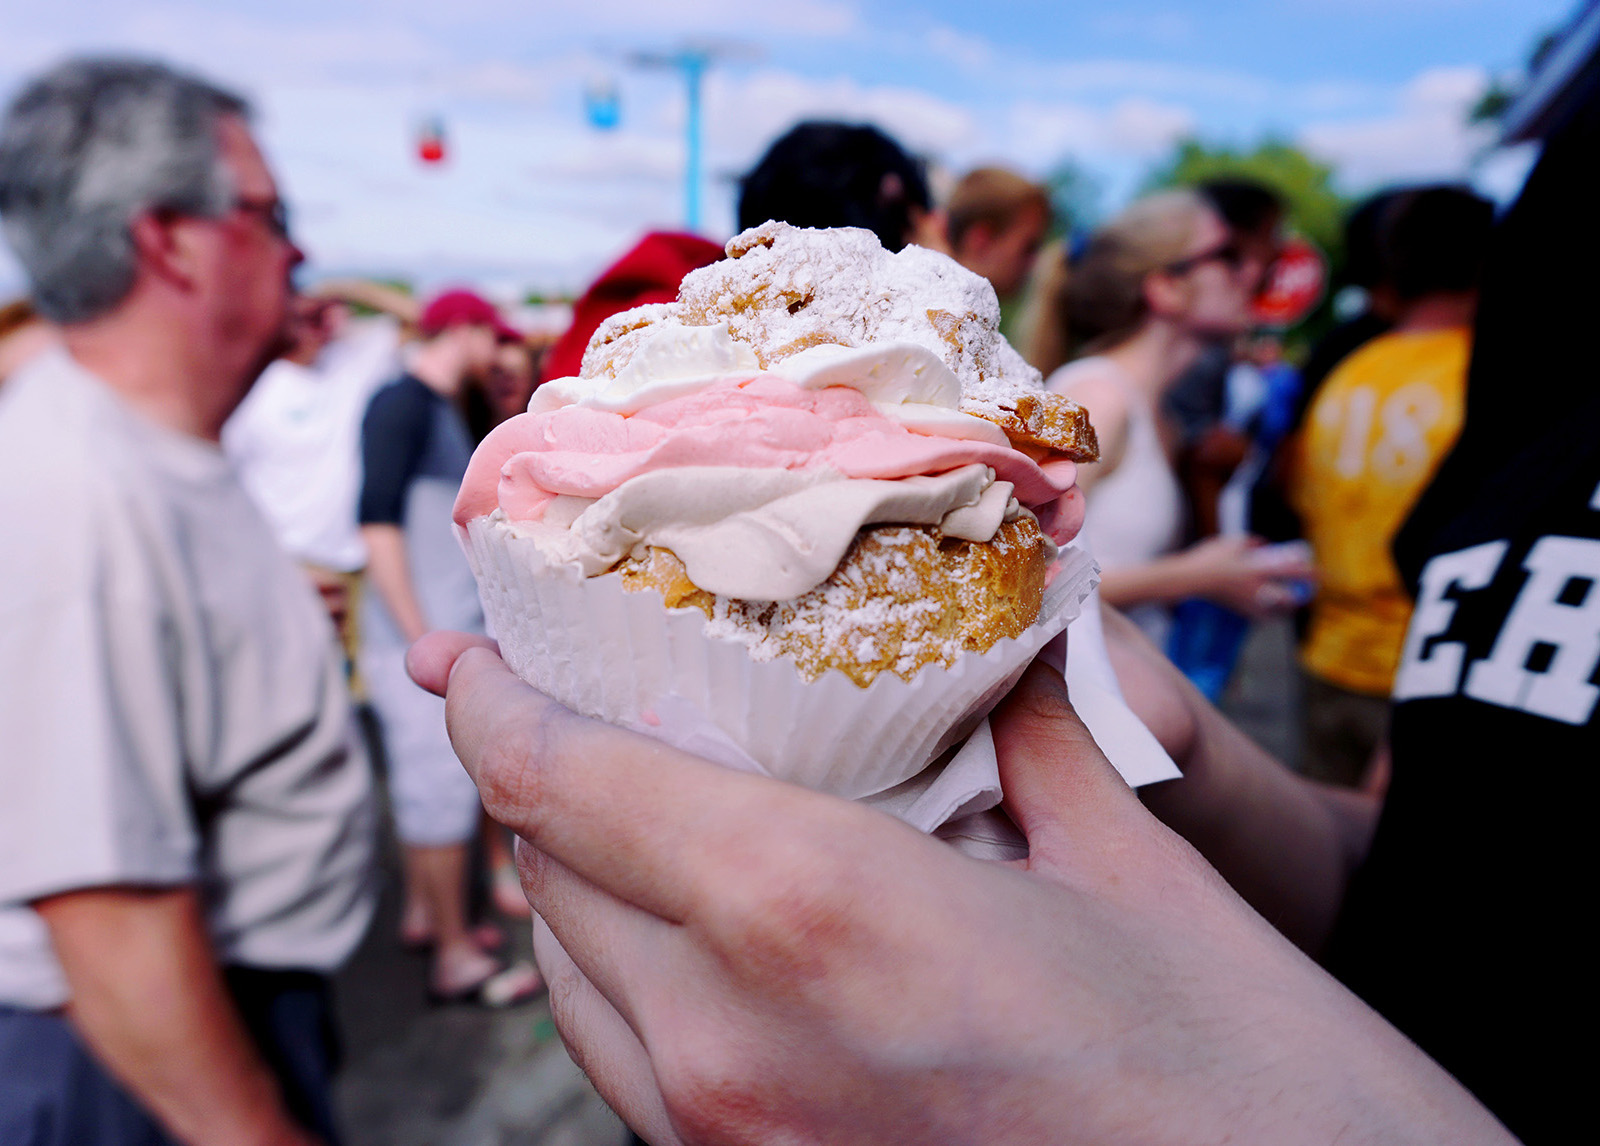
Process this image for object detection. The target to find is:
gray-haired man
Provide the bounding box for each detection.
[0,59,375,1145]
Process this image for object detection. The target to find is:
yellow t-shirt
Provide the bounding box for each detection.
[1292,327,1470,695]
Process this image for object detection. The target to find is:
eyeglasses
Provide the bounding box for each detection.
[231,195,291,241]
[1163,240,1244,277]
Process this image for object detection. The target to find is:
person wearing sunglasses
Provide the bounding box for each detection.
[1040,190,1314,654]
[1164,180,1286,542]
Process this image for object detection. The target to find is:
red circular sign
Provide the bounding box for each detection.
[1253,236,1326,326]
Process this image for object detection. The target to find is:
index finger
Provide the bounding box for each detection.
[443,645,846,924]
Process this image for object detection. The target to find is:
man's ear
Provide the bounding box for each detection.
[959,219,998,259]
[127,209,201,292]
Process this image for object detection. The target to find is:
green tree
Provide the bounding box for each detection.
[1043,158,1105,235]
[1469,28,1561,125]
[1142,138,1349,268]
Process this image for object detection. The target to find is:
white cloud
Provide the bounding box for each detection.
[1089,11,1198,47]
[1299,65,1494,187]
[703,69,979,163]
[1294,79,1386,115]
[603,0,860,37]
[1024,58,1274,104]
[1005,96,1195,163]
[921,24,998,75]
[399,0,861,39]
[1106,97,1197,152]
[254,79,687,292]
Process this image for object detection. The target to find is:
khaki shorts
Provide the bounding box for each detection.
[301,563,365,700]
[1299,671,1390,788]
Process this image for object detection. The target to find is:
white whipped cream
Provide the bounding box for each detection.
[530,321,759,415]
[764,342,957,405]
[531,320,1009,445]
[506,463,1007,601]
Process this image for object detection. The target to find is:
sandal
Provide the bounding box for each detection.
[401,919,506,953]
[429,959,544,1008]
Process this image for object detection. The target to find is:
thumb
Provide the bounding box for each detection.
[991,661,1148,860]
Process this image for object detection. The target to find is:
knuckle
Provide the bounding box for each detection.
[543,964,596,1065]
[1003,677,1098,758]
[655,1037,785,1145]
[1017,678,1078,725]
[706,819,874,987]
[465,704,584,840]
[471,728,546,827]
[510,836,546,903]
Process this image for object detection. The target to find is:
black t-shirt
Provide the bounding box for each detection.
[358,374,472,527]
[1321,85,1599,1143]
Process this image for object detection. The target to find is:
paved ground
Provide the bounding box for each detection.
[1219,615,1304,771]
[332,712,629,1146]
[331,618,1303,1145]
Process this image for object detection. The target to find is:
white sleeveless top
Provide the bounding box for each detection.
[1046,356,1186,645]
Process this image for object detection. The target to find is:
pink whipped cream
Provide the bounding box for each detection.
[454,374,1084,544]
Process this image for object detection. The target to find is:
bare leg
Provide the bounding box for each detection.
[406,842,498,995]
[482,809,514,873]
[483,810,532,919]
[398,846,433,946]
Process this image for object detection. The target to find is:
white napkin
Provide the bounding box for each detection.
[866,589,1180,859]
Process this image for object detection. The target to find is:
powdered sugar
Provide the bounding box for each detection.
[693,522,1045,684]
[542,223,1089,685]
[582,221,1052,426]
[704,581,962,681]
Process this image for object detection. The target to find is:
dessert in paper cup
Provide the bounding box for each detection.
[452,222,1100,809]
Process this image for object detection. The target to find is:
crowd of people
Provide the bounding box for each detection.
[0,41,1594,1146]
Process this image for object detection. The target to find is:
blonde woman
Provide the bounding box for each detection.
[1044,191,1311,646]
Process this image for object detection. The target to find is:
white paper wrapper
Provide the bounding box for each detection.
[466,515,1099,802]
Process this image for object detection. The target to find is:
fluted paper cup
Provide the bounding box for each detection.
[465,515,1098,801]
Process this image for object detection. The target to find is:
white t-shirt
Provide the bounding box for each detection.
[0,350,377,1010]
[222,317,401,571]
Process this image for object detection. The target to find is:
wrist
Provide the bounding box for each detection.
[1168,547,1219,600]
[1178,983,1514,1146]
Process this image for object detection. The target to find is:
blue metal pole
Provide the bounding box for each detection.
[683,54,704,232]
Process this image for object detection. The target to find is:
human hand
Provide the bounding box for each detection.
[408,634,1508,1146]
[1177,533,1315,616]
[301,565,350,637]
[36,886,326,1146]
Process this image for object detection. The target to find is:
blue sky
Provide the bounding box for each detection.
[0,0,1578,298]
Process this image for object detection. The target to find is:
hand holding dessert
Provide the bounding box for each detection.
[1174,533,1318,616]
[450,222,1102,804]
[408,631,1514,1146]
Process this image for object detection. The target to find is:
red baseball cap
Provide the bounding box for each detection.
[419,289,521,342]
[544,231,724,379]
